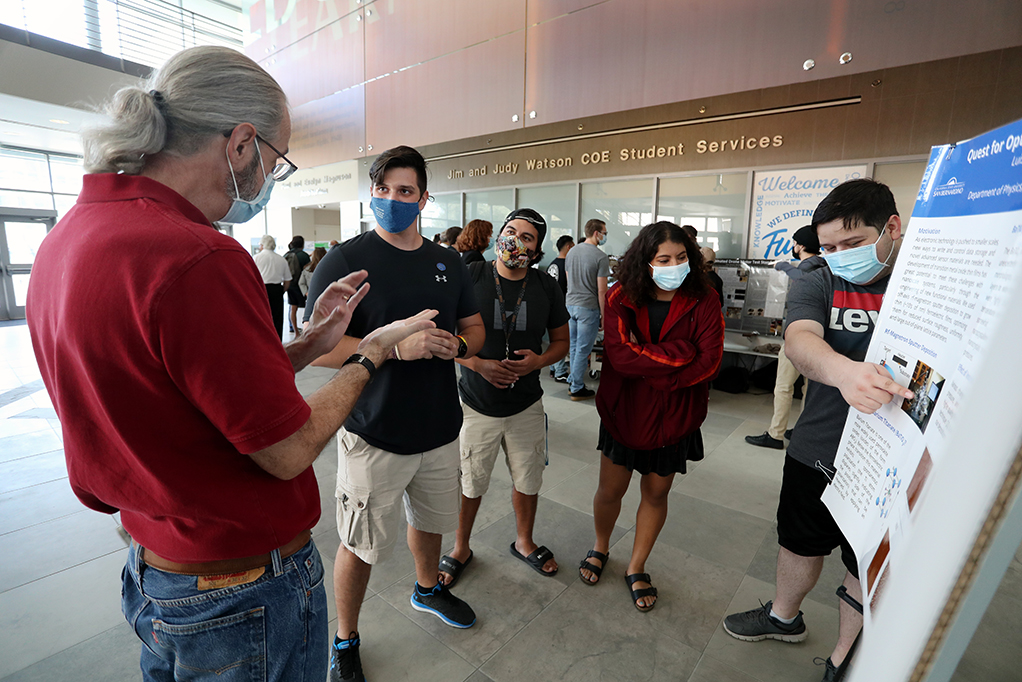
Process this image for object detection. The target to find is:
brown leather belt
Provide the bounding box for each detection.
[139,530,312,576]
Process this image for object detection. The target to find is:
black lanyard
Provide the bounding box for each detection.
[492,261,529,361]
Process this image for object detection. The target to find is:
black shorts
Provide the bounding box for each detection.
[286,285,306,307]
[776,457,859,578]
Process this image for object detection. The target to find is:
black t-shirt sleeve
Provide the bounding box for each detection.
[784,268,829,335]
[468,260,487,284]
[542,270,570,328]
[302,246,352,323]
[456,257,481,319]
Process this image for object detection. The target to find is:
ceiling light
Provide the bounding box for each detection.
[839,52,853,65]
[49,119,70,125]
[802,59,815,71]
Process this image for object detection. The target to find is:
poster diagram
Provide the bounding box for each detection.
[822,118,1022,629]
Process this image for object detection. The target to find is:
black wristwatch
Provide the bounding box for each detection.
[456,335,468,359]
[342,353,376,377]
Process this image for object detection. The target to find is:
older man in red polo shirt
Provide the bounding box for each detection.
[26,46,434,682]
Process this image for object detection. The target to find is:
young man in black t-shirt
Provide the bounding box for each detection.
[547,235,574,381]
[304,146,485,682]
[546,234,574,295]
[724,180,914,682]
[437,209,570,587]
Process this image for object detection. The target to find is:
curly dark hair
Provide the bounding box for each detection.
[616,221,709,307]
[455,219,493,252]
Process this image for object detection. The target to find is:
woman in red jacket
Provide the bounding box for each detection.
[578,221,724,611]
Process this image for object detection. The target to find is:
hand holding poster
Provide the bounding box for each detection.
[819,118,1022,680]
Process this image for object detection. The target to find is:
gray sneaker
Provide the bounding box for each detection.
[723,600,808,642]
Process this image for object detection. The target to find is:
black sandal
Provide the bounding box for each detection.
[438,550,473,588]
[626,572,658,612]
[578,550,608,585]
[510,543,558,577]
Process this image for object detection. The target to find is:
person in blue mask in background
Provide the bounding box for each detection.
[579,221,723,613]
[724,179,914,682]
[303,145,485,682]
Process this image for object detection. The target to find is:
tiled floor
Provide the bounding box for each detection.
[1,318,1019,681]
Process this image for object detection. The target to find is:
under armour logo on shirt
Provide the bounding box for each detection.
[435,275,448,282]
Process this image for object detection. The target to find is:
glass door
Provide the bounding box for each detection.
[0,209,57,320]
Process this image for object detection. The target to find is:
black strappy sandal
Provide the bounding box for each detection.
[578,550,608,585]
[626,572,658,612]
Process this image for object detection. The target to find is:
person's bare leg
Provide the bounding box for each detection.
[334,545,372,637]
[771,546,825,619]
[830,571,863,666]
[626,472,675,608]
[439,494,480,585]
[511,487,557,573]
[408,524,443,588]
[580,456,632,582]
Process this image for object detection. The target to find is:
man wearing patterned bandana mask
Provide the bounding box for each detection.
[439,208,571,587]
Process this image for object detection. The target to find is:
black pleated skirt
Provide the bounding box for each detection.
[598,422,704,476]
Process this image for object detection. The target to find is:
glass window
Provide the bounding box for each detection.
[518,184,577,268]
[874,161,927,225]
[580,179,653,271]
[0,149,52,193]
[49,156,84,196]
[53,194,79,222]
[0,190,54,211]
[3,221,49,265]
[420,193,461,242]
[12,274,31,307]
[15,0,87,49]
[657,173,748,259]
[465,190,513,226]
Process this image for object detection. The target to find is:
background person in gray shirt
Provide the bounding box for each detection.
[562,219,610,399]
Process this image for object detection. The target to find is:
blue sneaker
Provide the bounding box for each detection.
[410,582,476,628]
[330,632,365,682]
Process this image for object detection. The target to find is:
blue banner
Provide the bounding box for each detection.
[915,118,1022,219]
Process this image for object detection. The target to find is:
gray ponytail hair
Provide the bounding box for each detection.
[83,46,287,175]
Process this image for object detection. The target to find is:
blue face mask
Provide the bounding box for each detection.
[597,232,608,246]
[822,229,892,285]
[370,196,421,234]
[649,261,690,291]
[221,139,274,224]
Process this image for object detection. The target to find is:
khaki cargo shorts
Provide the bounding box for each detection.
[335,429,461,564]
[460,399,547,499]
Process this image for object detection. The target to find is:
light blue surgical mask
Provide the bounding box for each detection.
[649,261,690,291]
[370,196,421,234]
[597,232,608,246]
[822,229,893,285]
[221,138,274,224]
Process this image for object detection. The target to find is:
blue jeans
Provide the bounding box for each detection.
[567,305,601,393]
[122,539,328,682]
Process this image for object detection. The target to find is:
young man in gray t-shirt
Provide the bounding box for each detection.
[561,218,610,399]
[723,180,913,681]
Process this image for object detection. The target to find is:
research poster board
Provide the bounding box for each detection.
[749,165,867,259]
[716,258,790,336]
[821,119,1022,640]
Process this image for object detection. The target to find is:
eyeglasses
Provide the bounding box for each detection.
[256,135,299,182]
[222,129,299,182]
